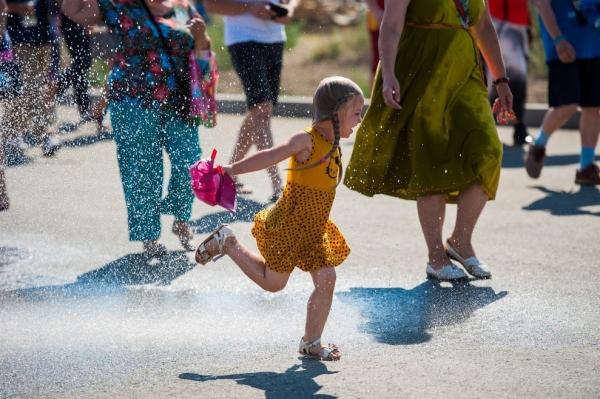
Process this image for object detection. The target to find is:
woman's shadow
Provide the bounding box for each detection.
[179,358,338,399]
[337,280,508,345]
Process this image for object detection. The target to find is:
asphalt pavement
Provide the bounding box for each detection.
[1,104,599,399]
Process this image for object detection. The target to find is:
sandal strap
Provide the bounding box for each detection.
[318,344,339,360]
[214,225,234,254]
[299,338,321,355]
[195,243,213,264]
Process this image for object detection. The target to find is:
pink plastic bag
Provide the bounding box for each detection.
[190,149,236,213]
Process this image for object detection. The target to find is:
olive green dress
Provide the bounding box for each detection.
[344,0,503,203]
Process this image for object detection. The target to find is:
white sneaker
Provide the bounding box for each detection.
[5,137,29,153]
[42,135,61,157]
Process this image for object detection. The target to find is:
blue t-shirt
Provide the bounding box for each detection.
[6,0,54,46]
[539,0,600,61]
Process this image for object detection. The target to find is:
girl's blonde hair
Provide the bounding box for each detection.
[312,76,363,164]
[291,76,362,176]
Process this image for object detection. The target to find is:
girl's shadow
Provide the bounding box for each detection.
[337,280,508,345]
[179,358,338,399]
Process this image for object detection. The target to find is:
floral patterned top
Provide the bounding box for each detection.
[98,0,198,112]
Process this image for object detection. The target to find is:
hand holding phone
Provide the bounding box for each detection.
[267,2,289,18]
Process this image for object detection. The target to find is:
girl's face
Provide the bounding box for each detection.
[339,95,365,138]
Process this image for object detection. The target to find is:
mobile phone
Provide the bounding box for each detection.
[268,2,289,18]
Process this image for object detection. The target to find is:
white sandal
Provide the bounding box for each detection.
[194,224,235,265]
[298,338,340,361]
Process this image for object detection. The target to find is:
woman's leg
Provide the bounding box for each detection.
[302,267,338,359]
[202,235,290,292]
[0,131,8,211]
[229,100,282,191]
[416,193,448,270]
[448,182,489,258]
[111,103,163,242]
[161,112,202,221]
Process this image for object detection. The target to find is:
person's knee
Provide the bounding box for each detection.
[266,278,288,293]
[248,101,273,119]
[313,268,337,292]
[552,104,578,117]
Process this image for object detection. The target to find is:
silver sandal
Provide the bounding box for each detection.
[298,338,340,361]
[194,224,235,265]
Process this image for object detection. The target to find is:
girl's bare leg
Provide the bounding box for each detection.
[448,183,489,258]
[416,194,449,270]
[202,236,289,292]
[303,267,339,359]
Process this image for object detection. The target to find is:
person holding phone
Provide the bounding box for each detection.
[204,0,299,203]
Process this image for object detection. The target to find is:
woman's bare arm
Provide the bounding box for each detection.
[62,0,103,26]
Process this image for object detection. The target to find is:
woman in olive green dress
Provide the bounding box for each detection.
[344,0,514,280]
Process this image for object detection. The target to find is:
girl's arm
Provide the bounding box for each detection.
[223,131,312,176]
[379,0,411,110]
[61,0,103,26]
[529,0,576,63]
[472,3,512,111]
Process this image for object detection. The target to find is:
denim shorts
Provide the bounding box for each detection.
[547,57,600,107]
[228,41,284,108]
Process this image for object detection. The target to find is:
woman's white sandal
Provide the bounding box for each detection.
[445,240,492,279]
[298,338,340,361]
[195,224,235,265]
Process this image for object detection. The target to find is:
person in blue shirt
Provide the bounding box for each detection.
[525,0,600,185]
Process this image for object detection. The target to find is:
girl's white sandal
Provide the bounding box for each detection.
[195,224,235,265]
[298,338,340,361]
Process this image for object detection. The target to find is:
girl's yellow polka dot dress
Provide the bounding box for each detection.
[251,126,351,273]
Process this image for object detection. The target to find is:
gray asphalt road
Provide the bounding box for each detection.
[1,106,599,399]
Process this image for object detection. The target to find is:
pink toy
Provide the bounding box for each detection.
[190,149,236,213]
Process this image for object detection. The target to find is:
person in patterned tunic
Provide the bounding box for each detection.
[62,0,211,256]
[195,76,364,362]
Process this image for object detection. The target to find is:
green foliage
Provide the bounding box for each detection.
[206,16,233,71]
[285,20,305,50]
[527,8,548,80]
[88,58,110,87]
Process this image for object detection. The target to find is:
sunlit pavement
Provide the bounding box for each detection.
[1,105,599,398]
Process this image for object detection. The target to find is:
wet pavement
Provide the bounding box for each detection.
[1,105,599,398]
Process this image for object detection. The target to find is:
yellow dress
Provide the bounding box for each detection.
[344,0,503,203]
[251,126,351,273]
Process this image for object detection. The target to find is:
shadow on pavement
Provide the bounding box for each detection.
[189,196,268,234]
[2,250,196,298]
[502,145,600,169]
[523,185,600,216]
[337,280,508,345]
[61,129,114,148]
[180,358,338,399]
[76,250,195,286]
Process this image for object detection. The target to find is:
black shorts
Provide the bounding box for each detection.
[547,57,600,107]
[228,41,284,108]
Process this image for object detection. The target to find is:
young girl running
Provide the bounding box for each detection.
[194,76,365,361]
